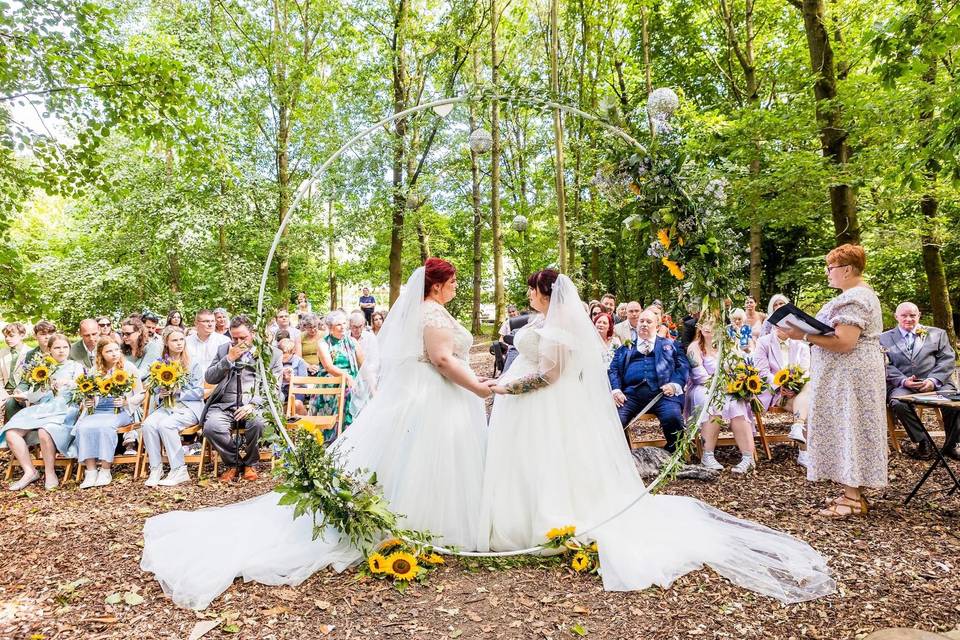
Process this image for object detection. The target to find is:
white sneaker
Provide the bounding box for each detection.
[797,450,810,468]
[94,469,112,487]
[144,467,164,487]
[8,471,40,491]
[788,422,806,444]
[79,469,99,489]
[123,448,137,456]
[731,456,756,475]
[700,452,724,471]
[158,465,190,487]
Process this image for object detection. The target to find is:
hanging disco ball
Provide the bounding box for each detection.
[646,87,680,121]
[511,214,529,232]
[405,192,425,209]
[469,128,493,154]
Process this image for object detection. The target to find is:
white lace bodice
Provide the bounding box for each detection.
[420,300,473,360]
[513,316,544,363]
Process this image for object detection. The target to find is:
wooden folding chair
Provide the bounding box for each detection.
[288,375,347,441]
[626,413,693,462]
[886,404,946,454]
[751,405,795,460]
[76,391,151,483]
[3,447,74,484]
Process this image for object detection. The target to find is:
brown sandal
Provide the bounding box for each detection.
[818,495,868,518]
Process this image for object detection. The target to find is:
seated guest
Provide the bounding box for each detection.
[75,337,145,489]
[213,308,231,336]
[881,301,959,460]
[96,316,115,338]
[759,294,790,337]
[0,334,82,490]
[142,327,205,487]
[588,302,604,321]
[166,309,184,329]
[1,323,29,421]
[349,311,379,395]
[600,293,617,319]
[594,312,621,367]
[727,308,755,352]
[371,311,385,336]
[142,312,162,342]
[685,320,756,474]
[185,309,230,373]
[679,302,700,350]
[278,337,308,415]
[613,301,642,345]
[615,303,628,325]
[609,309,689,452]
[298,312,325,375]
[121,317,163,380]
[270,307,302,356]
[316,311,365,436]
[70,318,100,368]
[202,315,283,483]
[6,321,57,422]
[755,325,812,466]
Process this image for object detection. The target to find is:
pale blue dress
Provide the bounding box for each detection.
[74,361,145,462]
[0,360,84,457]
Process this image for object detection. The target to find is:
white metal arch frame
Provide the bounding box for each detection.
[253,89,717,557]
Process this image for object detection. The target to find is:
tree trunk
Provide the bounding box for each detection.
[274,1,291,301]
[388,0,409,305]
[549,0,567,271]
[327,200,337,310]
[794,0,860,245]
[918,0,957,346]
[491,0,504,333]
[164,147,181,294]
[469,95,483,335]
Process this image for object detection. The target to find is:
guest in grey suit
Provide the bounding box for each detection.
[69,319,99,369]
[880,302,959,460]
[201,315,283,483]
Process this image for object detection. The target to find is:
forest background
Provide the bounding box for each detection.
[2,0,958,345]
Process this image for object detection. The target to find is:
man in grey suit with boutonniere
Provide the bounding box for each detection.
[880,302,959,461]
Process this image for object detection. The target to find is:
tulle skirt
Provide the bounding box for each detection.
[478,354,835,604]
[141,360,487,609]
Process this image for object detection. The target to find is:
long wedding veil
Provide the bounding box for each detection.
[373,267,426,384]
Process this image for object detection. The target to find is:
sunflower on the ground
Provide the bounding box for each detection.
[363,538,439,588]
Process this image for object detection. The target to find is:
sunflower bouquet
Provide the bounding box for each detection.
[773,364,808,407]
[545,525,600,575]
[146,358,189,409]
[21,353,59,392]
[363,537,443,591]
[73,372,98,417]
[723,359,767,413]
[101,365,134,414]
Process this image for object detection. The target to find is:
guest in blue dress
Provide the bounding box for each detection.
[75,337,145,489]
[0,334,83,491]
[141,326,205,488]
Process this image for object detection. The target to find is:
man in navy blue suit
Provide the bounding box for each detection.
[608,309,690,452]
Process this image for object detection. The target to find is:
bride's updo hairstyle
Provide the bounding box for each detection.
[423,257,457,296]
[527,269,560,297]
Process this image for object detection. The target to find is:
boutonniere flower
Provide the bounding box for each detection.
[915,326,928,339]
[622,339,633,349]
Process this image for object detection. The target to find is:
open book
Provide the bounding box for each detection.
[767,303,835,336]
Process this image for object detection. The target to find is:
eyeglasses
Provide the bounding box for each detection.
[825,264,847,273]
[98,323,111,327]
[121,331,136,337]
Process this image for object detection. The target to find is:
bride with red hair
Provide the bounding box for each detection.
[142,258,492,609]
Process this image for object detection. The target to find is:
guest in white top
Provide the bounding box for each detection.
[185,309,230,374]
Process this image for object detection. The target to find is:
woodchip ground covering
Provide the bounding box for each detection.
[1,350,958,639]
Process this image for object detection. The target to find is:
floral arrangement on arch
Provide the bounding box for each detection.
[363,537,445,591]
[545,526,600,575]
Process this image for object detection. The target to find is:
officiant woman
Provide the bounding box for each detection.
[782,244,886,518]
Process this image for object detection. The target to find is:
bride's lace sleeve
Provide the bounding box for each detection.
[503,336,566,395]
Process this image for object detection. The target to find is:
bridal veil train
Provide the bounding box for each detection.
[141,263,488,609]
[476,271,835,604]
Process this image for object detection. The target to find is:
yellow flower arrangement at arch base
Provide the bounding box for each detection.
[544,525,601,577]
[362,537,440,591]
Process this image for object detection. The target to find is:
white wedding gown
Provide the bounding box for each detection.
[477,277,835,604]
[141,280,487,609]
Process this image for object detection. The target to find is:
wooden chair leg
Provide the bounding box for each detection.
[754,412,773,461]
[197,437,206,481]
[4,460,13,481]
[886,408,902,454]
[133,432,145,480]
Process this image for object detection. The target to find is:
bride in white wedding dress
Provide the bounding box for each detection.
[476,270,835,604]
[141,259,491,609]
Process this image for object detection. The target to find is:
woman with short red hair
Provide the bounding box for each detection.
[782,243,886,517]
[593,311,620,366]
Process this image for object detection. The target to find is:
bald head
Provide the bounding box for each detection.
[626,301,642,326]
[78,319,99,350]
[895,302,920,332]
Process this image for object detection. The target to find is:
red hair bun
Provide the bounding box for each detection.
[424,258,456,296]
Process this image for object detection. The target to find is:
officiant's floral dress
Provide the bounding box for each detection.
[807,285,887,488]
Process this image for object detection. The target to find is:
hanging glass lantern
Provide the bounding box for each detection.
[469,128,493,154]
[646,87,680,121]
[511,214,529,233]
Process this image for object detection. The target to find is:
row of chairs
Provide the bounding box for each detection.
[3,375,348,484]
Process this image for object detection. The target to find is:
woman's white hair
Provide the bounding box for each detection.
[767,294,790,316]
[325,310,347,326]
[729,308,746,322]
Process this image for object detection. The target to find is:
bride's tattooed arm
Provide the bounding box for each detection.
[503,373,550,394]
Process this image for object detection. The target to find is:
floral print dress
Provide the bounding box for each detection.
[314,334,361,441]
[806,285,887,488]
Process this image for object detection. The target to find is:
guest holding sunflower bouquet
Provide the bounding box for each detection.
[0,334,83,491]
[74,336,144,489]
[755,326,811,466]
[141,326,203,487]
[684,318,762,475]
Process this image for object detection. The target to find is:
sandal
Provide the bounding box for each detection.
[818,495,868,518]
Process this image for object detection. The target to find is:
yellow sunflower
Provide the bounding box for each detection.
[657,228,671,249]
[773,369,790,387]
[44,355,57,366]
[571,552,591,572]
[367,552,388,575]
[96,377,113,395]
[111,368,130,387]
[385,551,419,581]
[731,379,744,393]
[149,361,164,376]
[589,542,598,552]
[545,525,576,541]
[77,379,95,394]
[661,257,685,280]
[377,538,403,553]
[420,552,444,566]
[30,365,51,384]
[745,375,762,394]
[158,364,177,385]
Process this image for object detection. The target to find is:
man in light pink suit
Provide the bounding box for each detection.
[755,326,811,466]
